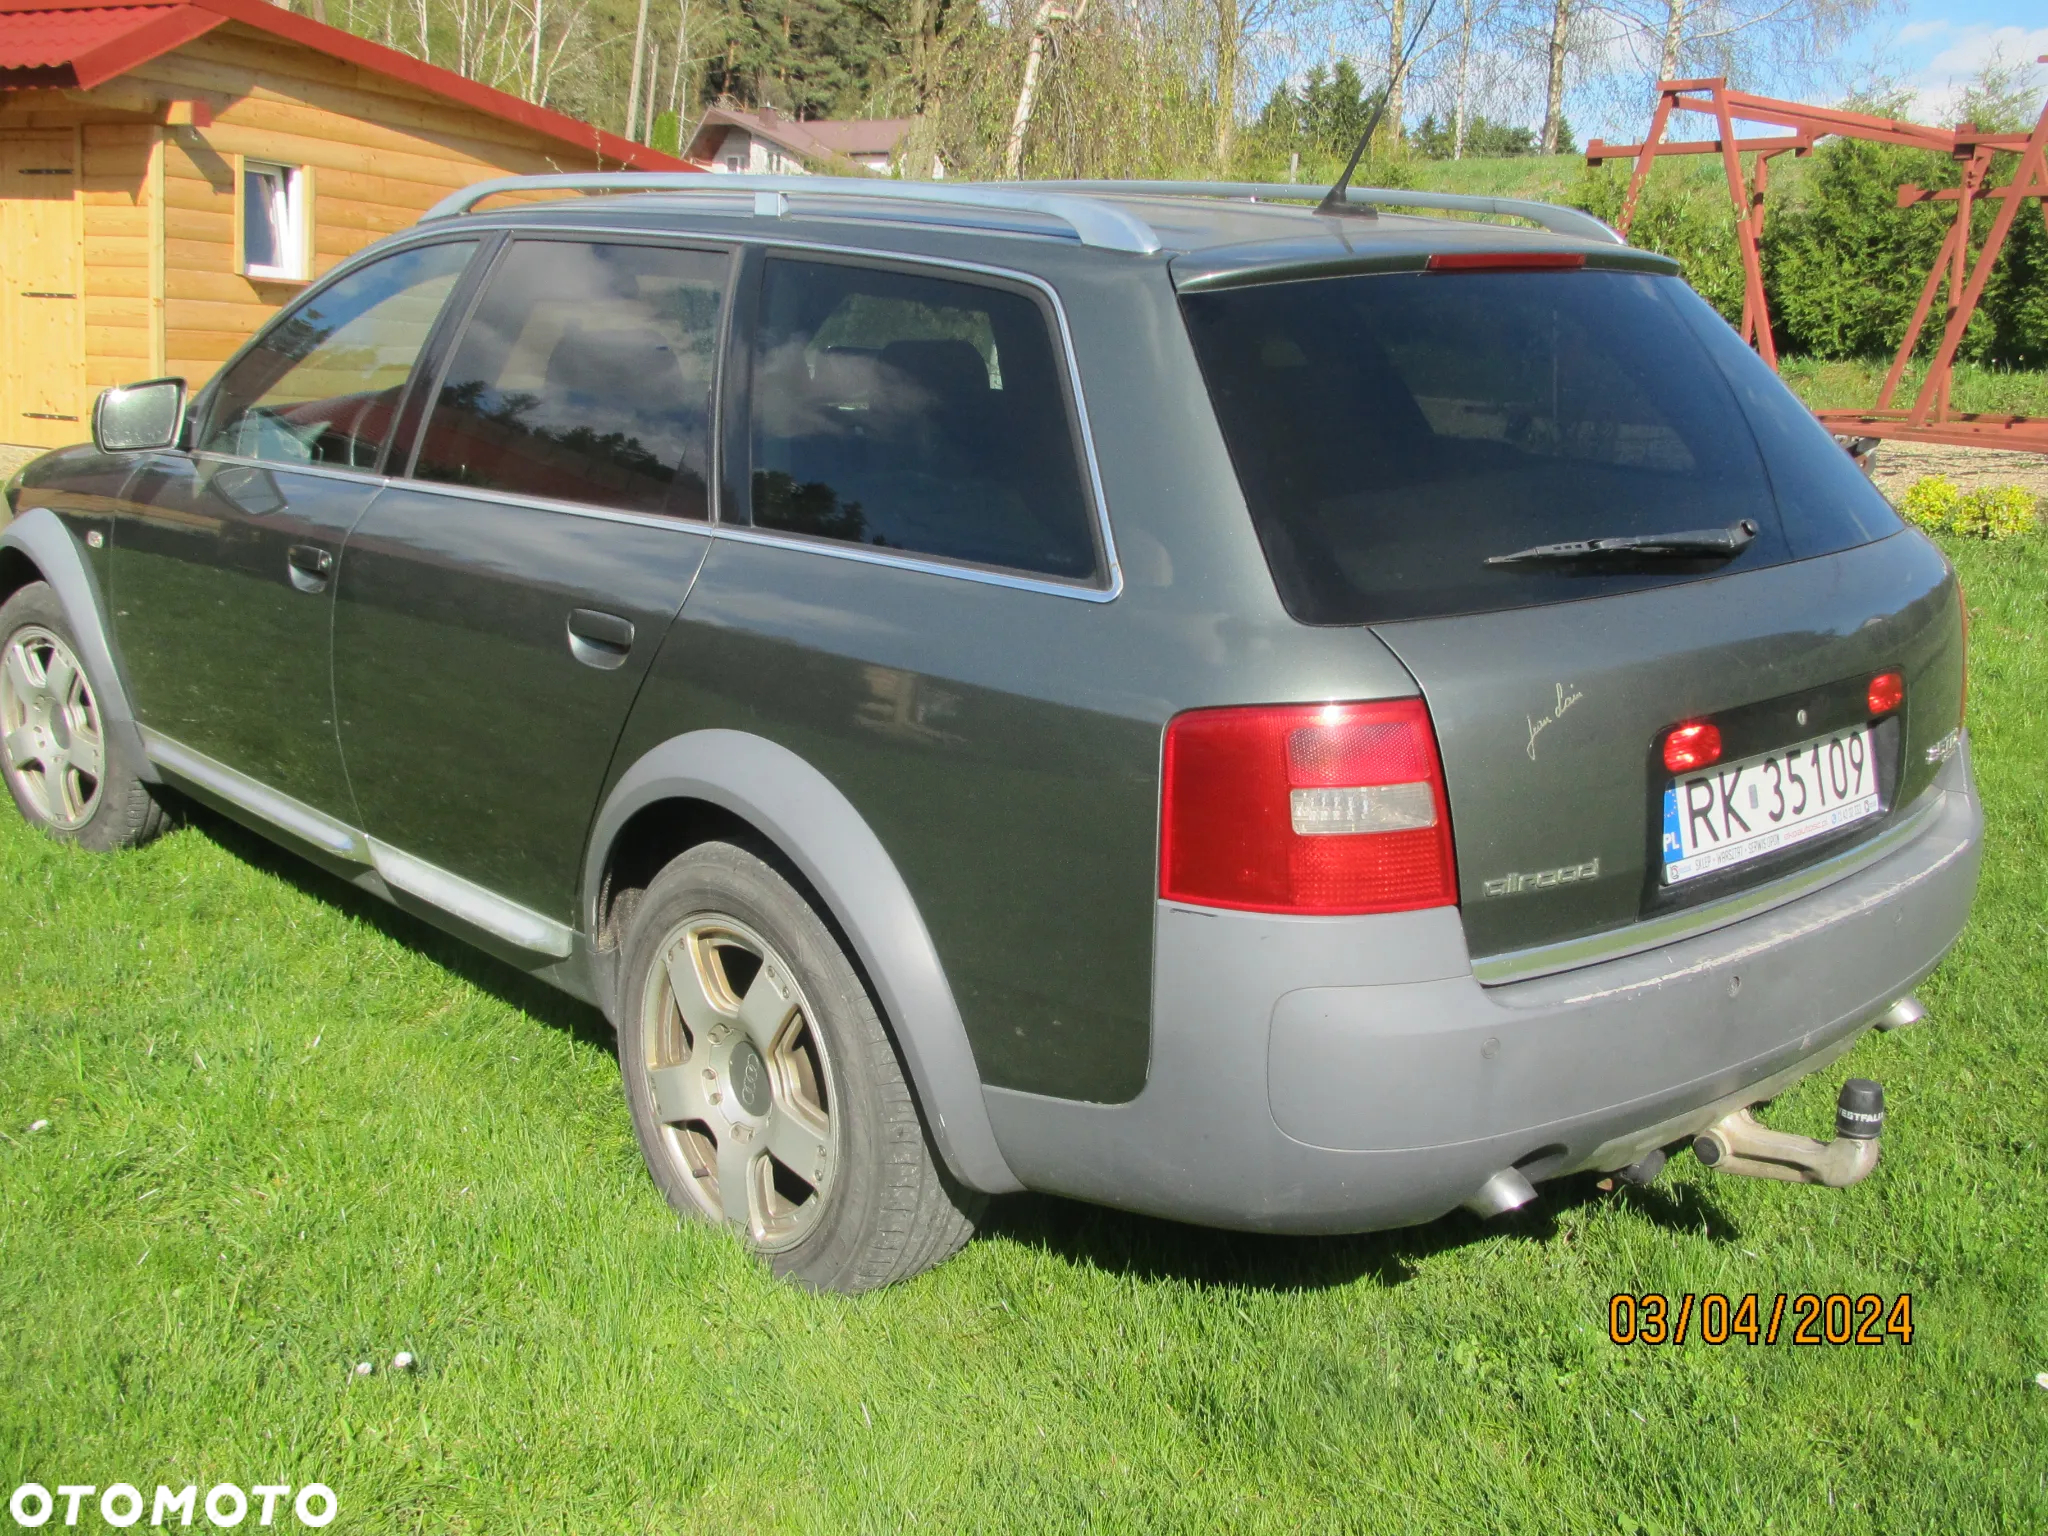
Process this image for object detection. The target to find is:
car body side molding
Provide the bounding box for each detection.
[369,837,577,958]
[585,728,1024,1195]
[0,505,158,785]
[137,724,582,959]
[142,726,368,859]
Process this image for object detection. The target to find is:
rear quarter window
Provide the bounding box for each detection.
[1181,269,1899,626]
[744,256,1102,582]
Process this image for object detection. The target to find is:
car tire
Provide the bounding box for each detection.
[0,581,168,852]
[616,840,983,1292]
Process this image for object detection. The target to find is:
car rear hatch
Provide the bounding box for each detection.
[1177,246,1966,977]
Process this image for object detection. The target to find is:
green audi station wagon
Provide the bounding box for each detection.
[1,176,1979,1290]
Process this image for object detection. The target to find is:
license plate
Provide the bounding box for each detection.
[1661,728,1881,884]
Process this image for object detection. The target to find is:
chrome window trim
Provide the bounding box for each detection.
[188,449,392,489]
[705,523,1117,599]
[362,474,712,536]
[387,226,1125,602]
[1473,781,1951,987]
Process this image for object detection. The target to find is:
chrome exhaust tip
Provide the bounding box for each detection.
[1693,1079,1884,1189]
[1462,1167,1539,1219]
[1876,994,1926,1031]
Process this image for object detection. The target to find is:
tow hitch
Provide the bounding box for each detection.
[1692,1079,1885,1188]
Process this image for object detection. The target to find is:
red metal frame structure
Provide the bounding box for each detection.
[1586,70,2048,454]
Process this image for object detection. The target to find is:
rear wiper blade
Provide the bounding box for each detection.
[1485,519,1760,566]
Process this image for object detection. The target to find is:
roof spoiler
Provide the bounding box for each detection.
[420,173,1622,253]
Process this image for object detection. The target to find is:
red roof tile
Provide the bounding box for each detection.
[0,4,217,87]
[0,0,694,170]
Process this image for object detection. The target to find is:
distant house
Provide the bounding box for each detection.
[683,104,937,179]
[0,0,689,450]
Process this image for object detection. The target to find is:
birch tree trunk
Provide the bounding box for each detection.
[1452,0,1472,158]
[1005,0,1061,178]
[625,0,651,140]
[1540,0,1569,153]
[1213,0,1240,168]
[1656,0,1686,82]
[1380,0,1406,154]
[528,0,543,100]
[644,40,660,139]
[669,0,690,114]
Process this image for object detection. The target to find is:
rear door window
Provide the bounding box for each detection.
[744,256,1101,582]
[1181,270,1897,625]
[413,239,728,518]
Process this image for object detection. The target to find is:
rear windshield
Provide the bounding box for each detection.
[1181,270,1901,625]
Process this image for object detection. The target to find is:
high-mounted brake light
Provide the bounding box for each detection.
[1426,251,1587,272]
[1662,721,1722,774]
[1160,700,1457,915]
[1867,671,1904,716]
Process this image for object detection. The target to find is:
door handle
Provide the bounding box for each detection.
[566,608,635,671]
[286,544,334,593]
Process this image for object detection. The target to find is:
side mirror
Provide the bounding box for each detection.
[93,378,187,454]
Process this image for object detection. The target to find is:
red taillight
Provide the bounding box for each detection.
[1160,700,1457,915]
[1662,721,1722,774]
[1426,251,1587,272]
[1867,671,1904,716]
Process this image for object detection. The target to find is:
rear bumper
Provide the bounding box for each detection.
[983,740,1981,1233]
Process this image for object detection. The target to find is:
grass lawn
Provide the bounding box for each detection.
[1779,357,2048,420]
[4,537,2047,1533]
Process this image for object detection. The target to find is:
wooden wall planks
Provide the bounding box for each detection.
[2,15,633,437]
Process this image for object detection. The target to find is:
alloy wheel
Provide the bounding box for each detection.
[1,624,105,831]
[639,915,839,1251]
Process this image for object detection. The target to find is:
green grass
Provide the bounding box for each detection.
[5,540,2048,1532]
[1778,356,2048,419]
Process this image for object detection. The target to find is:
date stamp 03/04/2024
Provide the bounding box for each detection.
[1608,1293,1915,1346]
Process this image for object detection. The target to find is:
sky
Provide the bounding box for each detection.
[1842,0,2047,121]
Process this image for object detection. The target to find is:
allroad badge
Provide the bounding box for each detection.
[1483,859,1600,899]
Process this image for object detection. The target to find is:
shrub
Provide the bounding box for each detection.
[1569,164,1745,326]
[1900,476,2041,539]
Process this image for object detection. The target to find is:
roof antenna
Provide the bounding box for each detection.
[1316,0,1444,219]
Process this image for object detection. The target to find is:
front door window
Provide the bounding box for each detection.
[199,241,477,470]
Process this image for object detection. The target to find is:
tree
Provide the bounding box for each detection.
[1005,0,1088,175]
[1257,60,1384,159]
[1538,0,1568,153]
[1412,109,1534,155]
[1607,0,1886,101]
[1211,0,1303,166]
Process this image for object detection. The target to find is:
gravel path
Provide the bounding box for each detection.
[1867,441,2048,506]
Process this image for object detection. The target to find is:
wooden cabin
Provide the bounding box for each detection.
[0,0,688,451]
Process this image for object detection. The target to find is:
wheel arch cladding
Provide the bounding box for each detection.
[584,728,1023,1195]
[0,507,157,784]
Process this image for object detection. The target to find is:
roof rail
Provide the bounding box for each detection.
[1029,180,1625,245]
[420,173,1165,254]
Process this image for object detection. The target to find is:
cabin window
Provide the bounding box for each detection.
[241,160,307,281]
[744,256,1102,580]
[413,239,730,518]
